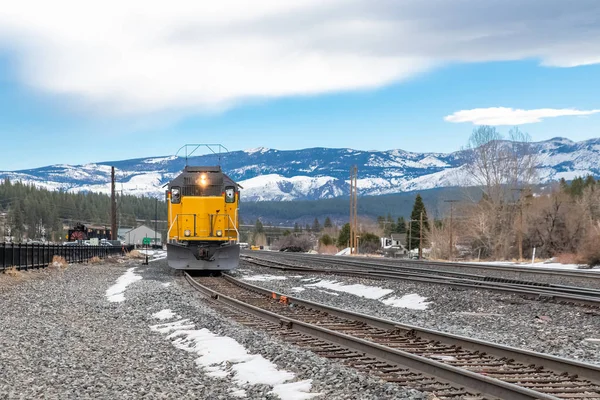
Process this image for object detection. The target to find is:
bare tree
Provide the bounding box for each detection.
[457,126,539,260]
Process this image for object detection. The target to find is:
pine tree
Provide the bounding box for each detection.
[395,217,407,234]
[293,222,301,233]
[407,194,429,253]
[254,219,264,234]
[312,218,321,232]
[323,217,333,228]
[337,223,351,248]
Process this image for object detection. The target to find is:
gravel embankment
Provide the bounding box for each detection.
[257,253,600,289]
[233,261,600,366]
[0,258,427,400]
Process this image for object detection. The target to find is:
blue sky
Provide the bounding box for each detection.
[1,1,600,170]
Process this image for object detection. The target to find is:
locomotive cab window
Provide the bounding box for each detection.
[225,187,235,203]
[171,187,181,204]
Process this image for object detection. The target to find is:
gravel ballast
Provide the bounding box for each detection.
[234,260,600,366]
[0,258,427,400]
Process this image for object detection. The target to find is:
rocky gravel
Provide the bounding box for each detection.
[234,260,600,366]
[0,257,427,400]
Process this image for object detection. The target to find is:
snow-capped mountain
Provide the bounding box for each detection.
[1,138,599,201]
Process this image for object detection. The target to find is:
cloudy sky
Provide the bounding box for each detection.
[1,0,599,169]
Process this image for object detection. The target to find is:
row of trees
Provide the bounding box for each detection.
[426,126,600,266]
[0,179,167,242]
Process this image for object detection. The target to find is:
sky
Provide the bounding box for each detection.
[1,0,600,170]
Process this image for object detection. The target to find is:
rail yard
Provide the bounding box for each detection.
[2,250,600,400]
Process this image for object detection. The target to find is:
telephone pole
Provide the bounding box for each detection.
[349,165,358,254]
[511,189,525,261]
[444,199,459,260]
[419,211,424,259]
[111,167,117,241]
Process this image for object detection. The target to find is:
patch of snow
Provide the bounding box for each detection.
[105,267,142,302]
[152,309,178,320]
[380,293,431,310]
[149,319,196,334]
[304,279,393,299]
[242,274,288,282]
[290,287,305,292]
[149,315,321,399]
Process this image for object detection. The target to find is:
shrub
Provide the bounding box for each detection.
[3,266,21,277]
[51,255,68,269]
[576,225,600,267]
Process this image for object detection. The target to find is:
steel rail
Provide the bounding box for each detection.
[264,251,600,280]
[243,257,600,307]
[243,254,600,297]
[185,272,569,400]
[277,256,600,296]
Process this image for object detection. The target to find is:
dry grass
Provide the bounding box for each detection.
[127,250,145,259]
[555,253,579,265]
[88,256,102,264]
[318,245,339,255]
[3,266,22,278]
[50,255,69,269]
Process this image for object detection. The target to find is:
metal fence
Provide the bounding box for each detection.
[0,243,132,271]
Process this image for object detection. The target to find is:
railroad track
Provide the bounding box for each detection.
[186,272,600,400]
[241,255,600,308]
[256,251,600,283]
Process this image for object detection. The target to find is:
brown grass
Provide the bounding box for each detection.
[3,266,22,278]
[576,228,600,267]
[555,253,579,265]
[88,256,102,264]
[127,250,145,259]
[50,255,68,269]
[318,245,339,255]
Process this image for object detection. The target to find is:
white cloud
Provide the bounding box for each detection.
[0,1,599,115]
[444,107,600,125]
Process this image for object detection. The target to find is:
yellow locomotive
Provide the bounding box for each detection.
[166,165,240,270]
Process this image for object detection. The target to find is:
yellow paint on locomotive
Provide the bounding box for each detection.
[167,193,238,241]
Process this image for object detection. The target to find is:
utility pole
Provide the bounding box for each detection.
[349,165,358,254]
[444,199,459,260]
[155,198,158,247]
[419,211,424,259]
[111,167,117,241]
[511,189,525,261]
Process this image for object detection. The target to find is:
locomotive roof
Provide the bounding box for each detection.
[168,165,239,189]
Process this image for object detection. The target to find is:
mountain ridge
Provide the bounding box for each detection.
[1,137,599,201]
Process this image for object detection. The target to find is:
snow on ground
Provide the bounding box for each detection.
[138,249,168,262]
[149,309,321,400]
[105,267,143,302]
[152,309,179,320]
[465,260,600,272]
[380,294,431,310]
[244,275,431,310]
[242,274,288,282]
[304,279,392,299]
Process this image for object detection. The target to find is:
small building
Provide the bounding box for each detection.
[123,225,162,246]
[381,233,409,258]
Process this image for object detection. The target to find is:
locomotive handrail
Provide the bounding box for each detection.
[228,214,240,239]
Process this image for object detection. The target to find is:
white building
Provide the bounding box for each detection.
[123,225,161,246]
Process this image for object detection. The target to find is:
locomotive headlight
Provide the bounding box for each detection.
[216,230,223,237]
[197,174,208,187]
[184,229,191,237]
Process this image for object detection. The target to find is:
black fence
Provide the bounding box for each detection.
[0,243,133,271]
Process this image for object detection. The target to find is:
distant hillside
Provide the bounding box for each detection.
[0,137,598,201]
[239,186,481,226]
